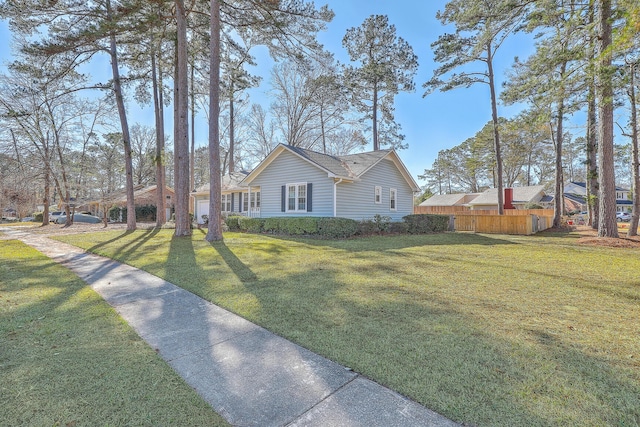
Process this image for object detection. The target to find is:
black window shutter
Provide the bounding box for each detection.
[307,183,313,212]
[231,193,235,212]
[239,193,243,212]
[281,186,286,212]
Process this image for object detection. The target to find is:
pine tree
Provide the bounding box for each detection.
[342,15,418,151]
[425,0,527,215]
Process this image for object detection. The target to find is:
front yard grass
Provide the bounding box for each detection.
[0,238,228,426]
[55,229,639,427]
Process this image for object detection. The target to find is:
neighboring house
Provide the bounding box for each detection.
[193,144,420,223]
[467,185,548,210]
[192,171,254,224]
[87,184,175,220]
[564,181,632,212]
[419,193,481,207]
[2,208,17,219]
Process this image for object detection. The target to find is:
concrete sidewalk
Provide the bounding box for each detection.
[5,228,459,427]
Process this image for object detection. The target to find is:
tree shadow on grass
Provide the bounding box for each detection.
[86,228,161,260]
[243,266,640,426]
[263,231,517,252]
[208,241,257,283]
[73,232,638,426]
[85,230,138,253]
[0,240,223,426]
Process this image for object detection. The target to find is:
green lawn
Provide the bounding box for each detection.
[0,238,228,426]
[55,229,639,427]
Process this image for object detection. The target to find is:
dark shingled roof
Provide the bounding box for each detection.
[286,145,392,178]
[193,171,249,193]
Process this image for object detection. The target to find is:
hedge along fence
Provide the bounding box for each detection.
[224,214,449,238]
[402,214,450,233]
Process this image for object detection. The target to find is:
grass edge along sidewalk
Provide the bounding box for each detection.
[0,237,228,426]
[55,229,640,427]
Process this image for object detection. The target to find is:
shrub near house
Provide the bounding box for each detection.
[225,214,448,238]
[194,144,422,224]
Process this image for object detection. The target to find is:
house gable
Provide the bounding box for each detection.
[243,144,352,185]
[248,148,335,218]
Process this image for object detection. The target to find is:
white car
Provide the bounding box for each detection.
[616,212,631,222]
[49,211,63,222]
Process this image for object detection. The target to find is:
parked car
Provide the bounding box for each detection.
[49,211,63,222]
[616,212,631,222]
[21,216,35,222]
[55,212,101,224]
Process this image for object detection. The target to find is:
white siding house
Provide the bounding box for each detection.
[242,144,420,221]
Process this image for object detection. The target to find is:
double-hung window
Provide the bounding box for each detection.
[390,188,397,211]
[287,183,307,212]
[251,191,261,209]
[242,193,248,212]
[221,194,231,212]
[374,186,382,204]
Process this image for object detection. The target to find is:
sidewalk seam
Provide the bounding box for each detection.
[164,329,257,363]
[284,373,361,427]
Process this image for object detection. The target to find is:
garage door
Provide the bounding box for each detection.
[197,200,209,224]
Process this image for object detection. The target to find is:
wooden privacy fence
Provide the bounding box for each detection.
[413,207,555,235]
[453,214,553,235]
[414,206,553,217]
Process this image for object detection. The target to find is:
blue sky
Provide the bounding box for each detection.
[0,1,539,186]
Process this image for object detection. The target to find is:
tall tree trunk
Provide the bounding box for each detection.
[206,0,223,242]
[106,0,135,231]
[553,61,567,228]
[596,0,618,238]
[229,79,235,173]
[628,62,639,237]
[320,104,327,154]
[587,76,599,228]
[487,43,504,215]
[174,0,191,236]
[53,132,73,227]
[152,51,166,226]
[190,61,196,191]
[372,80,378,151]
[586,5,599,229]
[41,141,50,226]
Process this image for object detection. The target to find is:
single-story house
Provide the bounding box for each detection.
[87,184,175,220]
[466,185,548,210]
[419,193,481,207]
[193,144,420,223]
[192,171,254,224]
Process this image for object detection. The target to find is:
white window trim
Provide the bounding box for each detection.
[286,183,307,212]
[221,194,231,212]
[390,188,397,211]
[251,191,261,208]
[374,186,382,204]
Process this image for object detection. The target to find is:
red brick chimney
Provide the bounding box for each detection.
[504,188,515,210]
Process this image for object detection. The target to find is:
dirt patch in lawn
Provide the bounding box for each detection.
[573,225,640,248]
